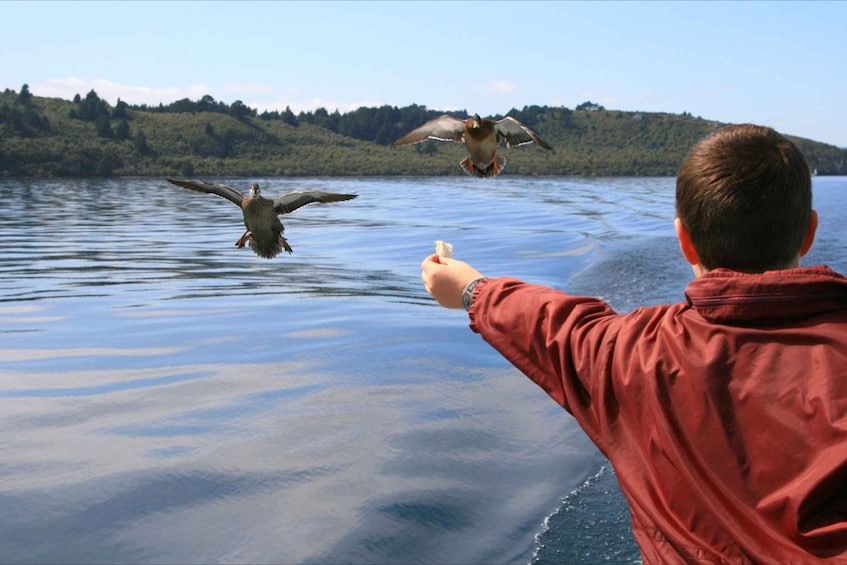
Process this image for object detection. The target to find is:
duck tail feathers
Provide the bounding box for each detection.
[459,156,505,178]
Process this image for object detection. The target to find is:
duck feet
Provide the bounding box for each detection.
[459,157,476,176]
[235,230,251,248]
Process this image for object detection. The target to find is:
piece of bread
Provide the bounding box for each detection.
[435,240,453,259]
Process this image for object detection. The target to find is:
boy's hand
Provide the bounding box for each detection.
[421,253,485,309]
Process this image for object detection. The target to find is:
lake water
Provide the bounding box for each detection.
[1,176,845,564]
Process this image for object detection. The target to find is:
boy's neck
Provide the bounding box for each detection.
[693,256,802,278]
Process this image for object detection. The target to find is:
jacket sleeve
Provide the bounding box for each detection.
[468,277,622,447]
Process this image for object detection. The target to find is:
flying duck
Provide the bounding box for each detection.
[393,114,553,178]
[165,178,357,259]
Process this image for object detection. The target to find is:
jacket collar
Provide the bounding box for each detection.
[684,265,847,325]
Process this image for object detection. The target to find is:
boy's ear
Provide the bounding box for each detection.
[800,209,818,257]
[675,218,700,266]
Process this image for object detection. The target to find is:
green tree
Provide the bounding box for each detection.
[16,83,33,107]
[77,90,110,122]
[113,98,129,119]
[96,115,114,138]
[197,94,217,112]
[134,131,151,155]
[576,101,605,111]
[115,119,130,140]
[282,105,298,127]
[228,100,254,120]
[96,153,115,176]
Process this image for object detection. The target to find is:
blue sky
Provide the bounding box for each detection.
[2,1,845,147]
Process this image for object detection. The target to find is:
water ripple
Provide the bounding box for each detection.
[2,176,843,564]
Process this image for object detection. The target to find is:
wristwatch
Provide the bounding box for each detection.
[462,277,487,311]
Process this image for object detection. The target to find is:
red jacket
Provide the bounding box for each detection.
[468,265,847,564]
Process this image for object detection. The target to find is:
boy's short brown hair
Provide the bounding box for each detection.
[676,124,812,272]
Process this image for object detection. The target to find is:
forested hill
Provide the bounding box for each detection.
[2,85,845,178]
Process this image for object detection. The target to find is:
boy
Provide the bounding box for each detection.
[421,124,847,563]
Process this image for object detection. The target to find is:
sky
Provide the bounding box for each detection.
[2,1,845,148]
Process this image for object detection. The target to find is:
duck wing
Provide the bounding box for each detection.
[165,178,245,207]
[494,117,554,151]
[272,191,358,215]
[393,115,467,146]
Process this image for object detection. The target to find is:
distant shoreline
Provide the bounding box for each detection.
[3,88,846,178]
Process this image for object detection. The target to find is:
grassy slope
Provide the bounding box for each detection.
[1,92,844,177]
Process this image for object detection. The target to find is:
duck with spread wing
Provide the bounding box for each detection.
[393,114,553,177]
[165,178,357,259]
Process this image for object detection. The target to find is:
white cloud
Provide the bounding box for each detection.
[16,77,384,115]
[28,77,214,106]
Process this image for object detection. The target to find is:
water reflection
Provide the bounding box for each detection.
[1,178,426,304]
